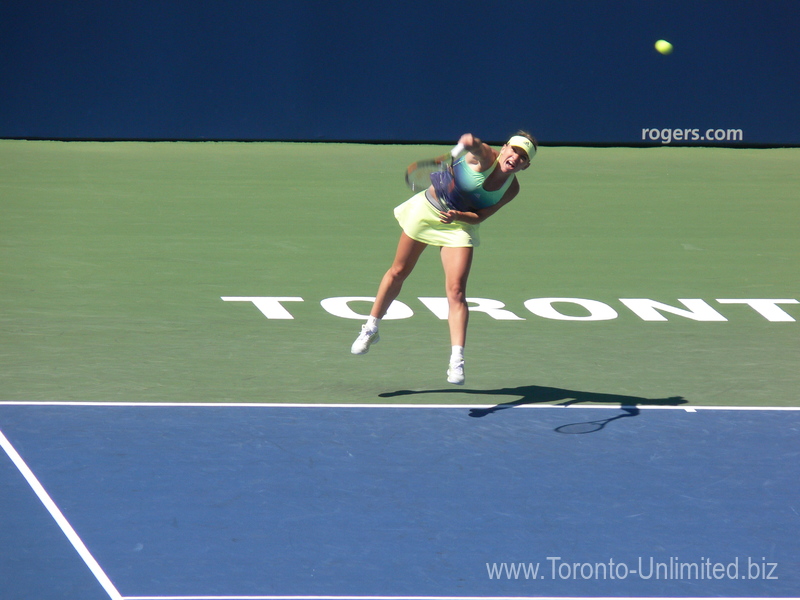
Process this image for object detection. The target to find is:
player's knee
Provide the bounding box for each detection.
[388,263,413,282]
[446,282,467,305]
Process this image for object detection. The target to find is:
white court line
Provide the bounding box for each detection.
[121,596,800,600]
[0,401,798,411]
[0,428,123,600]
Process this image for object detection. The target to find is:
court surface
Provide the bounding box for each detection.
[2,141,798,407]
[1,402,799,600]
[1,141,799,599]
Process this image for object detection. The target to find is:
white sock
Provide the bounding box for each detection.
[366,316,381,331]
[450,345,464,363]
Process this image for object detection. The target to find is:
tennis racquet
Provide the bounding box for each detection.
[404,143,465,192]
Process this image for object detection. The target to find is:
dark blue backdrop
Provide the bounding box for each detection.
[1,0,798,145]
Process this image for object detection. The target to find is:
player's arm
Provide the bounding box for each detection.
[457,133,497,171]
[439,179,520,225]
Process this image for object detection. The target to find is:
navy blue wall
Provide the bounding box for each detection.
[1,0,798,145]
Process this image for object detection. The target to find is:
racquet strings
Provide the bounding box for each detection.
[405,152,453,192]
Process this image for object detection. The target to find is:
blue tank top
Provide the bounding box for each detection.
[454,157,514,209]
[430,157,515,211]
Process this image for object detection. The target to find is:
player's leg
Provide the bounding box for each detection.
[440,245,473,384]
[351,232,427,355]
[371,232,428,319]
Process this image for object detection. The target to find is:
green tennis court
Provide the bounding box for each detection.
[1,140,798,407]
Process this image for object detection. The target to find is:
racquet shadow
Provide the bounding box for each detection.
[378,384,688,433]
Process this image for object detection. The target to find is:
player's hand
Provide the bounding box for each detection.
[458,133,479,152]
[439,210,460,224]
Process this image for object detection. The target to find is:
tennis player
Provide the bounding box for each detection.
[351,132,537,385]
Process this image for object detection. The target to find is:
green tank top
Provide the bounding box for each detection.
[453,157,515,210]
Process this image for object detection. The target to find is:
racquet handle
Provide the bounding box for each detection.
[450,142,466,158]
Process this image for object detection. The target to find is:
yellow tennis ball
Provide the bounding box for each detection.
[655,39,673,55]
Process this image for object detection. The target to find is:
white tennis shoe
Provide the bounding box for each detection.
[447,359,465,385]
[351,325,380,355]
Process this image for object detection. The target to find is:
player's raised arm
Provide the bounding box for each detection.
[457,133,497,171]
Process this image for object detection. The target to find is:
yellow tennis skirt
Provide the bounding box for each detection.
[393,191,480,248]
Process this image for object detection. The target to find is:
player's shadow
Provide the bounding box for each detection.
[379,384,687,431]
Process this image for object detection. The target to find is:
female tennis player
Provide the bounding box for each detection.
[351,131,537,385]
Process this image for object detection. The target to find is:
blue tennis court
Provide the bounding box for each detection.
[1,403,798,600]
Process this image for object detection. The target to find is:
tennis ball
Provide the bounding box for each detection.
[655,39,673,55]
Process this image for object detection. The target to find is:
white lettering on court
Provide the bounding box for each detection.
[221,296,304,319]
[523,298,618,321]
[319,297,413,320]
[221,296,799,322]
[716,299,798,322]
[418,297,525,320]
[619,299,727,322]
